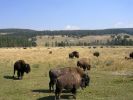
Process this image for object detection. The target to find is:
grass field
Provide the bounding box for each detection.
[0,47,133,100]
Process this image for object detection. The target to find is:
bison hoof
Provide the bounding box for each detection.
[73,95,76,99]
[18,77,22,80]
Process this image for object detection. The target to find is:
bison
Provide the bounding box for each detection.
[13,60,31,80]
[49,51,52,54]
[129,52,133,59]
[125,52,133,60]
[69,51,79,58]
[49,67,88,92]
[93,52,100,57]
[77,58,91,71]
[55,72,90,100]
[69,53,74,58]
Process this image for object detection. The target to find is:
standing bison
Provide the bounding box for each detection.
[55,72,90,100]
[129,52,133,59]
[77,58,91,71]
[49,67,89,92]
[125,52,133,60]
[93,52,100,57]
[69,51,79,58]
[13,60,31,80]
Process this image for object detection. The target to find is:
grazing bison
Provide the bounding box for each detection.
[13,60,31,80]
[93,52,100,57]
[69,51,79,58]
[55,72,90,100]
[49,51,52,54]
[49,67,87,92]
[72,51,79,58]
[69,53,74,58]
[77,58,91,71]
[129,52,133,59]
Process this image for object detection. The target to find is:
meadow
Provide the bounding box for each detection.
[0,47,133,100]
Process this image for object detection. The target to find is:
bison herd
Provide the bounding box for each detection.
[12,50,91,100]
[11,50,133,100]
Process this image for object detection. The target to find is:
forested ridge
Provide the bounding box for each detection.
[0,28,133,47]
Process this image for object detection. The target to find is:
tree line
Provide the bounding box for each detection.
[44,35,133,47]
[0,35,36,47]
[0,28,133,47]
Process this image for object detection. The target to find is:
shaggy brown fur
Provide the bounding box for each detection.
[49,67,86,92]
[55,72,90,100]
[13,60,31,80]
[77,58,91,71]
[69,51,79,58]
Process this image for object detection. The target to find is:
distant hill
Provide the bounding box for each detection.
[0,28,35,33]
[0,28,133,47]
[0,28,133,36]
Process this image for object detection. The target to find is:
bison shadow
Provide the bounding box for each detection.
[37,94,74,100]
[3,75,19,80]
[32,89,70,94]
[33,89,75,100]
[37,96,55,100]
[32,89,50,93]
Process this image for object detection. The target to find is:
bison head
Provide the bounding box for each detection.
[69,53,74,58]
[81,74,90,88]
[87,64,91,70]
[24,64,31,73]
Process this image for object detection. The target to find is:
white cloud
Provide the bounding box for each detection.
[64,25,80,30]
[114,22,133,28]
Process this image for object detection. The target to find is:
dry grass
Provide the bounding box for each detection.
[36,35,111,46]
[0,47,133,100]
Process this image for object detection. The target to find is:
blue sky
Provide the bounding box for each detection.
[0,0,133,30]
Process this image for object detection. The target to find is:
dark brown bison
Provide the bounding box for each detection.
[77,58,91,71]
[125,52,133,60]
[129,52,133,59]
[49,67,87,92]
[93,52,100,57]
[49,51,52,54]
[55,72,90,100]
[69,53,74,58]
[13,60,31,80]
[72,51,79,58]
[69,51,79,58]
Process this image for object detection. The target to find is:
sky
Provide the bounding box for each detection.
[0,0,133,30]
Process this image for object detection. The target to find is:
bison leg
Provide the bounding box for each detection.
[17,71,22,80]
[49,80,55,92]
[71,86,77,99]
[20,71,24,79]
[13,69,16,78]
[49,81,52,92]
[55,86,62,100]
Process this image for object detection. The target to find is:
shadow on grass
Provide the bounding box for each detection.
[32,89,50,93]
[37,96,55,100]
[3,75,19,80]
[32,89,70,93]
[37,94,74,100]
[33,89,74,100]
